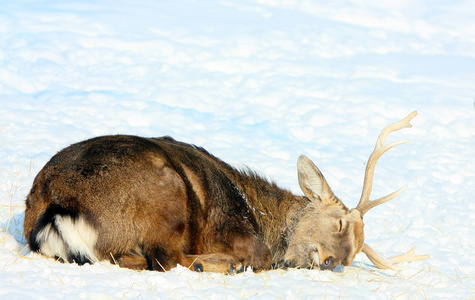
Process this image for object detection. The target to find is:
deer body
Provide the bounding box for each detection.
[25,135,298,272]
[24,112,427,273]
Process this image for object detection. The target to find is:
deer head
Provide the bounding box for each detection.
[284,111,418,271]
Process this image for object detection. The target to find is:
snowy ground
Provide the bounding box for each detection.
[1,0,474,299]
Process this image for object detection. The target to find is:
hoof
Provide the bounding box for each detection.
[226,263,244,275]
[194,263,204,272]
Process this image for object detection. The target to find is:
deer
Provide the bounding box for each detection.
[23,111,428,273]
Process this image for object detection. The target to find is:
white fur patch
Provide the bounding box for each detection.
[36,223,68,259]
[36,215,99,263]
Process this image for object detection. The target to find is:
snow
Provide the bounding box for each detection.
[1,0,474,298]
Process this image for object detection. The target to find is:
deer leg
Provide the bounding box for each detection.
[184,253,243,274]
[110,239,271,274]
[183,235,272,273]
[180,234,272,273]
[110,232,272,273]
[228,234,272,272]
[110,248,239,273]
[111,250,149,270]
[112,245,188,272]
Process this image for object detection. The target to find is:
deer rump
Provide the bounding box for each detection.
[24,135,282,273]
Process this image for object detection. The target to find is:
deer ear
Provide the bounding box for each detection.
[297,155,335,204]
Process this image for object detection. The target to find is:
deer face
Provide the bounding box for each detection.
[284,156,366,270]
[285,206,366,270]
[285,111,419,271]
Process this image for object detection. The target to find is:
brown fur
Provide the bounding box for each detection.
[24,135,367,272]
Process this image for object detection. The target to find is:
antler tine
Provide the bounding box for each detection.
[356,111,417,216]
[389,246,430,264]
[362,244,430,270]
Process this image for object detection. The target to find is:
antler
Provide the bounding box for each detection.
[389,246,430,264]
[356,111,418,216]
[362,244,430,270]
[357,112,429,270]
[362,243,399,270]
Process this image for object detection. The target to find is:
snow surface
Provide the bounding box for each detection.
[1,0,474,299]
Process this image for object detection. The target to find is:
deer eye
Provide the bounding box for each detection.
[338,219,343,232]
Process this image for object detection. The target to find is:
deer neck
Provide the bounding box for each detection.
[225,168,311,261]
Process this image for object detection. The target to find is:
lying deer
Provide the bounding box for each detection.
[24,111,428,273]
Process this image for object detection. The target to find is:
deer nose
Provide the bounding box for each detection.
[320,257,335,271]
